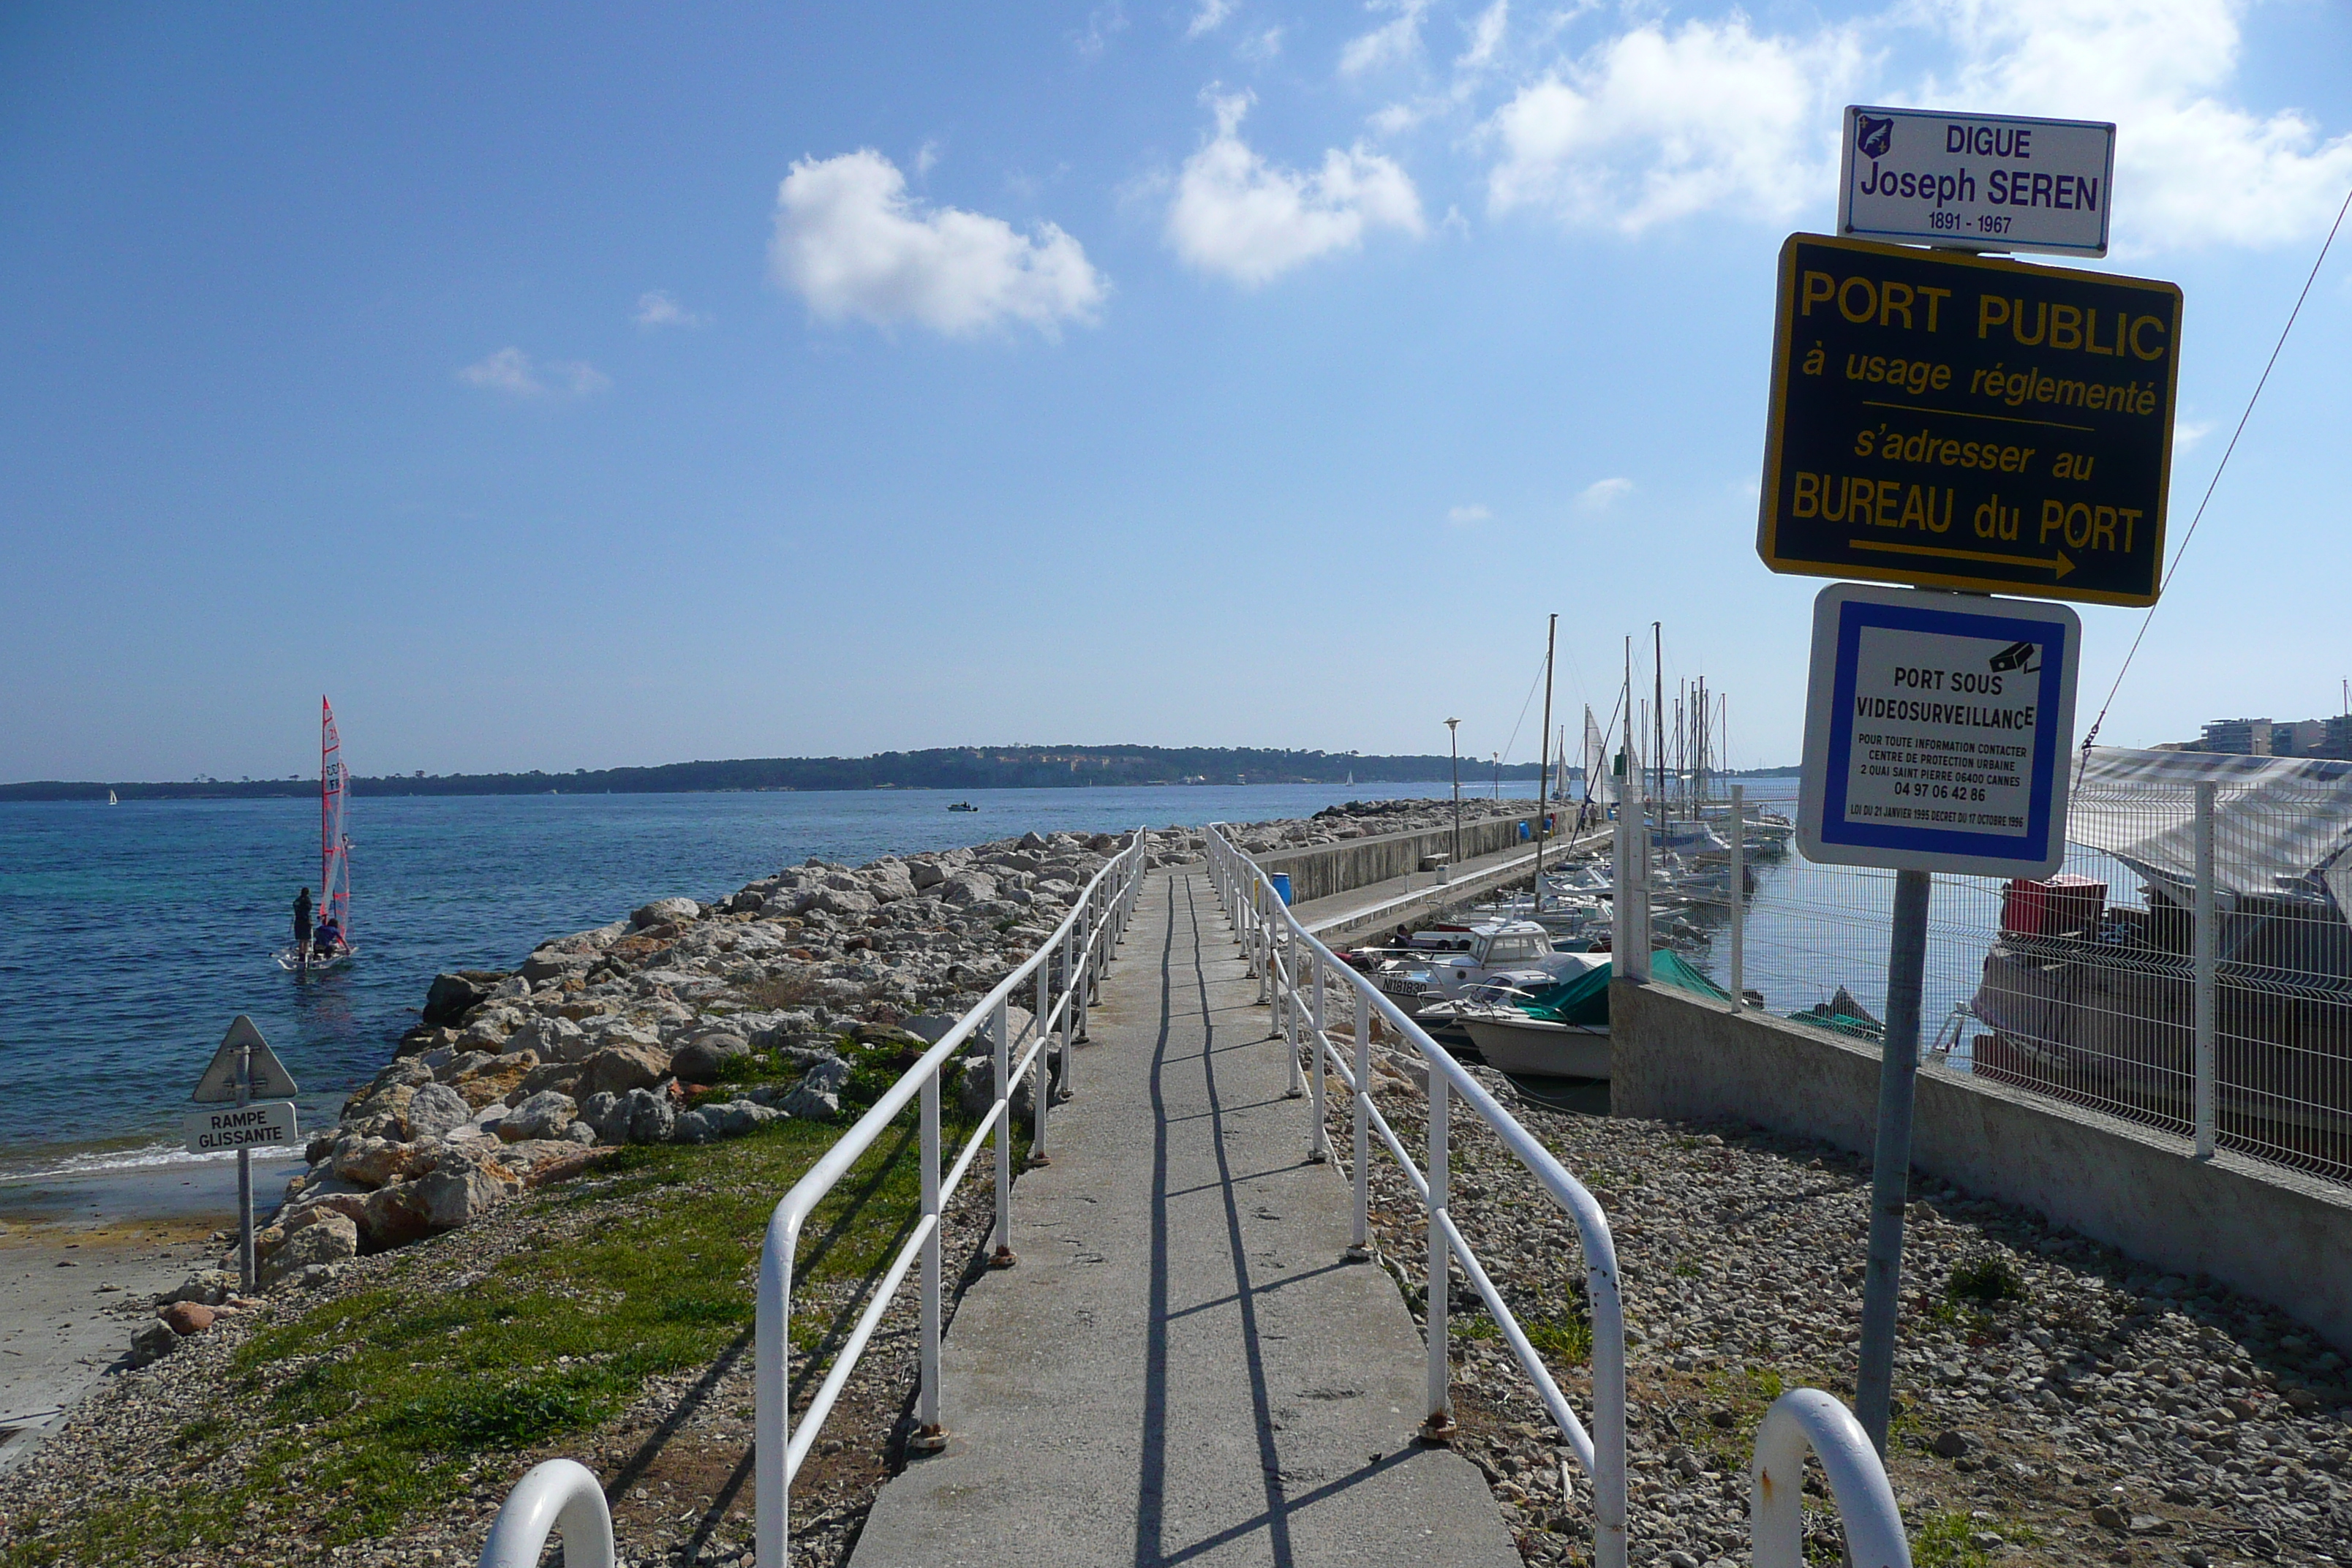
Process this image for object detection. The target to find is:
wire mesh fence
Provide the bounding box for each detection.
[1637,775,2352,1188]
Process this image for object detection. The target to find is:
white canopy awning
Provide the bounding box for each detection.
[2070,745,2352,914]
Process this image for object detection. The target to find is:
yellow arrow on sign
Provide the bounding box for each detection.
[1847,538,2074,581]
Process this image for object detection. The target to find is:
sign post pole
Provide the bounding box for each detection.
[190,1016,298,1295]
[236,1039,255,1295]
[1855,865,1931,1452]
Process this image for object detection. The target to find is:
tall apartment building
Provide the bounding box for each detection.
[2201,718,2274,755]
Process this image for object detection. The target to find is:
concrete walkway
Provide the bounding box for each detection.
[848,869,1519,1568]
[1294,825,1613,946]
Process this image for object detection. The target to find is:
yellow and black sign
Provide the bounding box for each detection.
[1758,233,2182,606]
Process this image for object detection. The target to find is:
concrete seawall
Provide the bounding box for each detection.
[1613,978,2352,1354]
[1255,812,1541,903]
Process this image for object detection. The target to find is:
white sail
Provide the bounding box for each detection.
[319,698,353,949]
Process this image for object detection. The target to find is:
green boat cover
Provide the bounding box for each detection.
[1515,950,1727,1026]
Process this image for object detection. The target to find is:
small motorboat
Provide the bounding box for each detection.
[1463,1013,1611,1079]
[947,801,981,813]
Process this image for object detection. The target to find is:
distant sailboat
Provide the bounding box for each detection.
[278,698,355,973]
[107,789,118,804]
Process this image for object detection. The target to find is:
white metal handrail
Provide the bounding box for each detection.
[477,1460,614,1568]
[1204,821,1629,1568]
[1210,826,1913,1566]
[1749,1390,1912,1568]
[753,828,1150,1567]
[472,832,1148,1568]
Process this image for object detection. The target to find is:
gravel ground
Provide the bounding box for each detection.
[1327,1044,2352,1568]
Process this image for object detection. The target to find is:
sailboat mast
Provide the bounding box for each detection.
[1535,613,1556,914]
[1652,623,1665,827]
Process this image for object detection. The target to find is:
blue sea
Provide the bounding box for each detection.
[1,775,2026,1204]
[0,783,1485,1184]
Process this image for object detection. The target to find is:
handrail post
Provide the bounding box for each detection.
[911,1067,947,1452]
[2194,780,2217,1158]
[1030,965,1052,1165]
[1281,919,1305,1099]
[1071,911,1090,1046]
[1422,1066,1455,1442]
[1348,991,1371,1260]
[991,998,1016,1267]
[756,1213,795,1568]
[1729,783,1746,1010]
[1308,949,1330,1162]
[478,1459,616,1568]
[1749,1390,1912,1568]
[1254,885,1270,996]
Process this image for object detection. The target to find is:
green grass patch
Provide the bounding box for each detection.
[1910,1507,2039,1568]
[1946,1256,2026,1305]
[1,1072,1019,1567]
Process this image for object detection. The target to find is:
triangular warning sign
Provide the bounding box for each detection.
[191,1014,301,1104]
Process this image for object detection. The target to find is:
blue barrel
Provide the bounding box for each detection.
[1270,872,1293,905]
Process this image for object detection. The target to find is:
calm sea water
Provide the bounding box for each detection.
[0,782,1490,1182]
[4,774,2037,1192]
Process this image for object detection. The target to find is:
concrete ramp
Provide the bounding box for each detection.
[848,869,1519,1568]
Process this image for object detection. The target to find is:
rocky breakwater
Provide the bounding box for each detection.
[133,824,1208,1360]
[1219,796,1513,856]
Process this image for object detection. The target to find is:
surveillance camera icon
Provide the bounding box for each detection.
[1989,641,2040,675]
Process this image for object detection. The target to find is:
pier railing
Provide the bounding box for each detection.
[1207,822,1912,1568]
[474,828,1150,1568]
[750,826,1148,1567]
[1207,821,1634,1565]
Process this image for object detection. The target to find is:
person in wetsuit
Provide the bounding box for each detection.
[293,887,313,957]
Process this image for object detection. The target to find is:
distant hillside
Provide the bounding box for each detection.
[1,745,1595,803]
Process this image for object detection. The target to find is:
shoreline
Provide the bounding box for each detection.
[0,1167,244,1477]
[0,801,1498,1495]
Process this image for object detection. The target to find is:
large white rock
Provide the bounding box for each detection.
[404,1082,472,1140]
[258,1213,359,1292]
[500,1090,578,1142]
[632,897,703,929]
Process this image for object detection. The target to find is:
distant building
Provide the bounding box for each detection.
[2275,720,2328,758]
[2182,715,2352,758]
[2201,717,2274,755]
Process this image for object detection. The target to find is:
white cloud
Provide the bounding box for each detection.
[1166,90,1425,285]
[1340,0,1431,78]
[1447,502,1491,525]
[1481,0,2351,249]
[1456,0,1507,74]
[458,347,608,398]
[1923,0,2352,249]
[553,361,611,395]
[1485,16,1863,231]
[913,140,942,178]
[1578,477,1633,510]
[2174,418,2217,451]
[770,150,1107,337]
[1076,1,1127,60]
[1239,25,1284,63]
[633,290,708,329]
[1187,0,1236,39]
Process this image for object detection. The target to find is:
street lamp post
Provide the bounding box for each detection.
[1492,752,1501,800]
[1446,719,1462,867]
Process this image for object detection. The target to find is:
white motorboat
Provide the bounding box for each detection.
[1462,1012,1611,1079]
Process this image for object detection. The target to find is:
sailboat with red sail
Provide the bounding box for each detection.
[278,698,355,973]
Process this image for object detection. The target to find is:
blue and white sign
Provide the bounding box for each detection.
[1798,583,2080,875]
[1839,105,2115,257]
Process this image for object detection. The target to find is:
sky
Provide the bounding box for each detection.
[2,1,2349,783]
